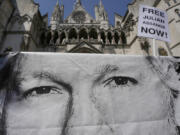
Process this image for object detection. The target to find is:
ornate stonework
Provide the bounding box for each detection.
[45,0,126,53]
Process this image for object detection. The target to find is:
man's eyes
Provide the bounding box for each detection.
[22,76,138,98]
[102,76,138,88]
[23,86,63,98]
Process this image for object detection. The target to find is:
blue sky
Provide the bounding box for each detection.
[34,0,133,25]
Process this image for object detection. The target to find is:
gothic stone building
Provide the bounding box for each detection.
[44,0,127,54]
[0,0,180,55]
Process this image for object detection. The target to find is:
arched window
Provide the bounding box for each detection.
[53,31,58,43]
[175,9,180,18]
[114,32,119,44]
[60,32,66,44]
[100,32,106,43]
[121,32,127,44]
[107,32,112,44]
[89,28,98,39]
[69,28,77,39]
[79,29,88,39]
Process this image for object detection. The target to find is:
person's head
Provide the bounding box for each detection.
[0,53,179,135]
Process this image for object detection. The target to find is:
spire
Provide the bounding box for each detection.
[76,0,81,5]
[56,0,59,5]
[53,0,60,13]
[51,0,61,21]
[54,0,60,11]
[98,0,108,22]
[99,0,103,8]
[60,0,63,5]
[74,0,82,9]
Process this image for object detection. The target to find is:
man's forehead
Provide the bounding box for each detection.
[19,54,149,75]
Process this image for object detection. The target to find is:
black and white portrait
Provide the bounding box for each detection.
[0,53,180,135]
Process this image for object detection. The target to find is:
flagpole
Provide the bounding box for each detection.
[152,38,156,56]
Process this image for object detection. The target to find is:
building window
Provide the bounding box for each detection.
[79,29,88,39]
[121,32,127,44]
[116,21,120,27]
[60,32,66,44]
[100,32,106,44]
[164,0,171,6]
[114,32,120,44]
[175,9,180,18]
[89,28,98,39]
[107,32,112,44]
[53,31,59,43]
[69,28,77,39]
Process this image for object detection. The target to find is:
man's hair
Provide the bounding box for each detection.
[0,53,22,135]
[146,56,180,135]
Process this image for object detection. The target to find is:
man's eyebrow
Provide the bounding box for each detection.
[93,64,119,86]
[33,72,72,94]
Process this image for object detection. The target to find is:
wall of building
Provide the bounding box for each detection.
[120,0,180,56]
[0,0,14,50]
[157,0,180,56]
[0,0,48,52]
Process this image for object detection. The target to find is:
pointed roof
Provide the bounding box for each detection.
[69,41,102,53]
[74,0,82,9]
[99,0,104,8]
[76,0,81,5]
[99,0,103,7]
[52,0,61,17]
[56,0,59,5]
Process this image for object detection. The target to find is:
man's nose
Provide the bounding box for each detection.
[69,82,100,125]
[64,77,119,135]
[65,80,103,134]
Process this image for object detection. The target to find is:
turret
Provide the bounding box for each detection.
[74,0,82,9]
[60,5,64,21]
[99,0,103,9]
[98,0,108,21]
[98,0,109,30]
[95,5,99,21]
[50,0,63,30]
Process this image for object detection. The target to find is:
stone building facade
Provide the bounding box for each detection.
[43,0,126,54]
[0,0,48,52]
[0,0,179,56]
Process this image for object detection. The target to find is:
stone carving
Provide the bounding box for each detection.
[72,11,86,23]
